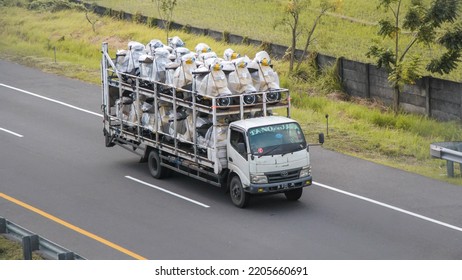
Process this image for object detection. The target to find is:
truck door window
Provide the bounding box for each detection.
[230,129,247,160]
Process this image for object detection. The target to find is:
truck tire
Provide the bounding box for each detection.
[230,176,250,208]
[284,188,303,201]
[148,150,169,179]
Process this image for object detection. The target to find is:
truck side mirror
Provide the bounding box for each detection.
[318,133,325,145]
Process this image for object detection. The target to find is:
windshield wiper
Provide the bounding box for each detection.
[258,144,283,158]
[280,143,306,157]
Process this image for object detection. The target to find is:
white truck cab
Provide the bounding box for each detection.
[227,116,312,207]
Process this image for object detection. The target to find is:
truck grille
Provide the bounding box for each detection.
[265,168,300,183]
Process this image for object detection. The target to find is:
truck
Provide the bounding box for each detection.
[101,40,322,208]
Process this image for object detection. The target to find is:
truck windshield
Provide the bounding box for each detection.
[248,122,307,156]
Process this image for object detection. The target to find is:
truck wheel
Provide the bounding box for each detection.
[284,188,303,201]
[148,150,168,179]
[230,176,250,208]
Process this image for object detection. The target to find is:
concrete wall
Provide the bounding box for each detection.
[83,1,462,121]
[333,56,462,121]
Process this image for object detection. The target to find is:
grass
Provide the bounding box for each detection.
[89,0,462,82]
[1,4,462,185]
[0,235,44,260]
[285,92,462,184]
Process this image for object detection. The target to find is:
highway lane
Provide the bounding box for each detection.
[1,60,462,259]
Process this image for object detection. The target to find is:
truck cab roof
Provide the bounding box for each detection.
[230,116,296,131]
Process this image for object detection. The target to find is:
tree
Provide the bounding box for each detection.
[275,0,308,73]
[153,0,177,43]
[367,0,462,114]
[85,7,99,33]
[275,0,340,73]
[295,0,340,72]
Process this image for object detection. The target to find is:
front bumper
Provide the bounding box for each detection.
[246,176,312,194]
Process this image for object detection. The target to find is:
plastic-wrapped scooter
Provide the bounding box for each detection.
[195,43,212,55]
[226,53,257,105]
[196,58,233,107]
[248,51,281,103]
[139,47,171,93]
[166,52,197,100]
[126,41,146,76]
[168,36,185,49]
[145,39,164,56]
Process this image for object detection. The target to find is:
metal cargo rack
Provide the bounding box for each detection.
[101,42,292,175]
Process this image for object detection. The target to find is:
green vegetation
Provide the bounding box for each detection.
[1,3,462,185]
[367,0,462,113]
[89,0,462,82]
[0,235,43,260]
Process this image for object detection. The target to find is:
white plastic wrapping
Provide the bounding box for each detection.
[173,47,190,63]
[227,56,256,94]
[141,113,156,131]
[152,47,171,83]
[141,102,153,112]
[157,105,172,134]
[172,53,197,88]
[127,98,143,127]
[249,51,280,91]
[195,43,212,55]
[169,119,188,140]
[115,97,133,121]
[197,52,217,64]
[145,39,164,55]
[198,58,232,98]
[126,41,146,74]
[205,125,228,147]
[139,55,154,81]
[115,50,128,72]
[168,36,185,49]
[140,102,156,131]
[223,48,240,61]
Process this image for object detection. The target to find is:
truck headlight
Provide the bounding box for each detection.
[299,166,311,178]
[250,173,268,184]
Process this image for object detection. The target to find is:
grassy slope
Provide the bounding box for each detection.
[90,0,461,82]
[0,5,462,185]
[0,235,43,260]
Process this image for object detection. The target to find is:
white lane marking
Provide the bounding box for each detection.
[0,127,24,138]
[0,83,103,118]
[313,181,462,233]
[125,176,210,208]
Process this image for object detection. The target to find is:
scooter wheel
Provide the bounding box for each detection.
[266,91,281,103]
[243,95,256,105]
[217,97,231,107]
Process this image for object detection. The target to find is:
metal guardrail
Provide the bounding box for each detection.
[0,216,85,260]
[430,142,462,177]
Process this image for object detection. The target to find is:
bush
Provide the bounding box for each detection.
[133,11,145,24]
[371,112,396,128]
[0,0,23,6]
[27,0,84,12]
[182,24,191,33]
[223,30,230,43]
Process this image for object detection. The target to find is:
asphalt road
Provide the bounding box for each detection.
[1,60,461,259]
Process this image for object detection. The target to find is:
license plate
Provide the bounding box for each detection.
[277,183,294,190]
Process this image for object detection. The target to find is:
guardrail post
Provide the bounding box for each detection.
[58,252,75,260]
[22,235,39,260]
[446,161,454,177]
[0,218,6,233]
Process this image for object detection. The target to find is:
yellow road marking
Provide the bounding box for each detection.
[0,192,147,260]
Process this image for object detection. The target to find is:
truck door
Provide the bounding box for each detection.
[228,127,250,185]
